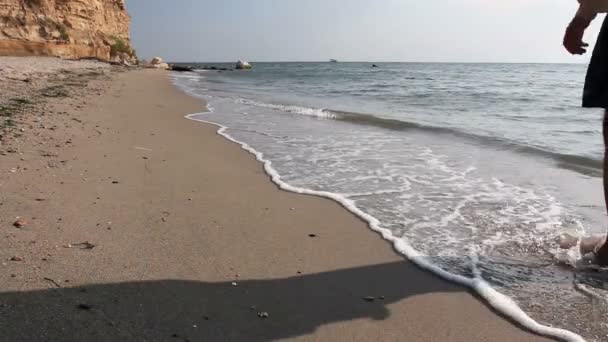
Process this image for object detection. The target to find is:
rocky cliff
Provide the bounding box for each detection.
[0,0,135,63]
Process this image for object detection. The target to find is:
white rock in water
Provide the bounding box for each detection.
[153,62,170,70]
[150,57,163,65]
[236,60,252,70]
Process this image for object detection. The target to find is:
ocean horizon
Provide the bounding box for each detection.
[172,60,591,65]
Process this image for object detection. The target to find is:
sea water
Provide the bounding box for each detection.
[173,62,608,341]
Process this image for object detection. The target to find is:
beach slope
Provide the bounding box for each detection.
[0,68,552,341]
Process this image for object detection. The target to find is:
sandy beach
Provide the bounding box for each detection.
[0,60,554,341]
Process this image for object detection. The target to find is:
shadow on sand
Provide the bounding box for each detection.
[0,260,540,341]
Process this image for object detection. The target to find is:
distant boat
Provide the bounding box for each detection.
[329,59,338,63]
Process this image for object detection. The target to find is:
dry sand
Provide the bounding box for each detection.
[0,64,554,341]
[0,57,111,103]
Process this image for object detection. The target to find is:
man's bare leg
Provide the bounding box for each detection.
[594,110,608,265]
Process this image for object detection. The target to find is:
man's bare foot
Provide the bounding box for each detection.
[594,243,608,266]
[559,233,579,249]
[558,234,608,257]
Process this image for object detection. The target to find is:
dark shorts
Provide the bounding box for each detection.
[584,16,608,109]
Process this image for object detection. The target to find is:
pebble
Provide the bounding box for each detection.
[308,234,317,238]
[231,282,238,287]
[10,256,23,262]
[13,218,28,228]
[77,303,92,311]
[257,312,269,319]
[363,296,376,302]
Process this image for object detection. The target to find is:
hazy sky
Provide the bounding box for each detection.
[126,0,605,63]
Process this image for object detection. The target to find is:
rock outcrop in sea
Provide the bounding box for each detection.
[236,60,252,70]
[0,0,135,64]
[148,56,169,69]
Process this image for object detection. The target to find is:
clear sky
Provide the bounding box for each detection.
[126,0,604,63]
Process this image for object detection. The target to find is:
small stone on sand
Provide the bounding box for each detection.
[77,303,92,310]
[13,218,28,228]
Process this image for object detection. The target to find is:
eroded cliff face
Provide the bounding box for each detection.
[0,0,135,62]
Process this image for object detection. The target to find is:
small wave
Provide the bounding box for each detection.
[235,98,337,119]
[513,146,602,176]
[173,74,602,178]
[238,98,602,176]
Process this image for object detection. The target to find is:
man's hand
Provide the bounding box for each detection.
[564,16,592,55]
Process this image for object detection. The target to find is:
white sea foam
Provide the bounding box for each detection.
[234,98,337,119]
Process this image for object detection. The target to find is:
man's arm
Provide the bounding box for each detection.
[563,0,608,54]
[577,0,608,20]
[564,15,592,55]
